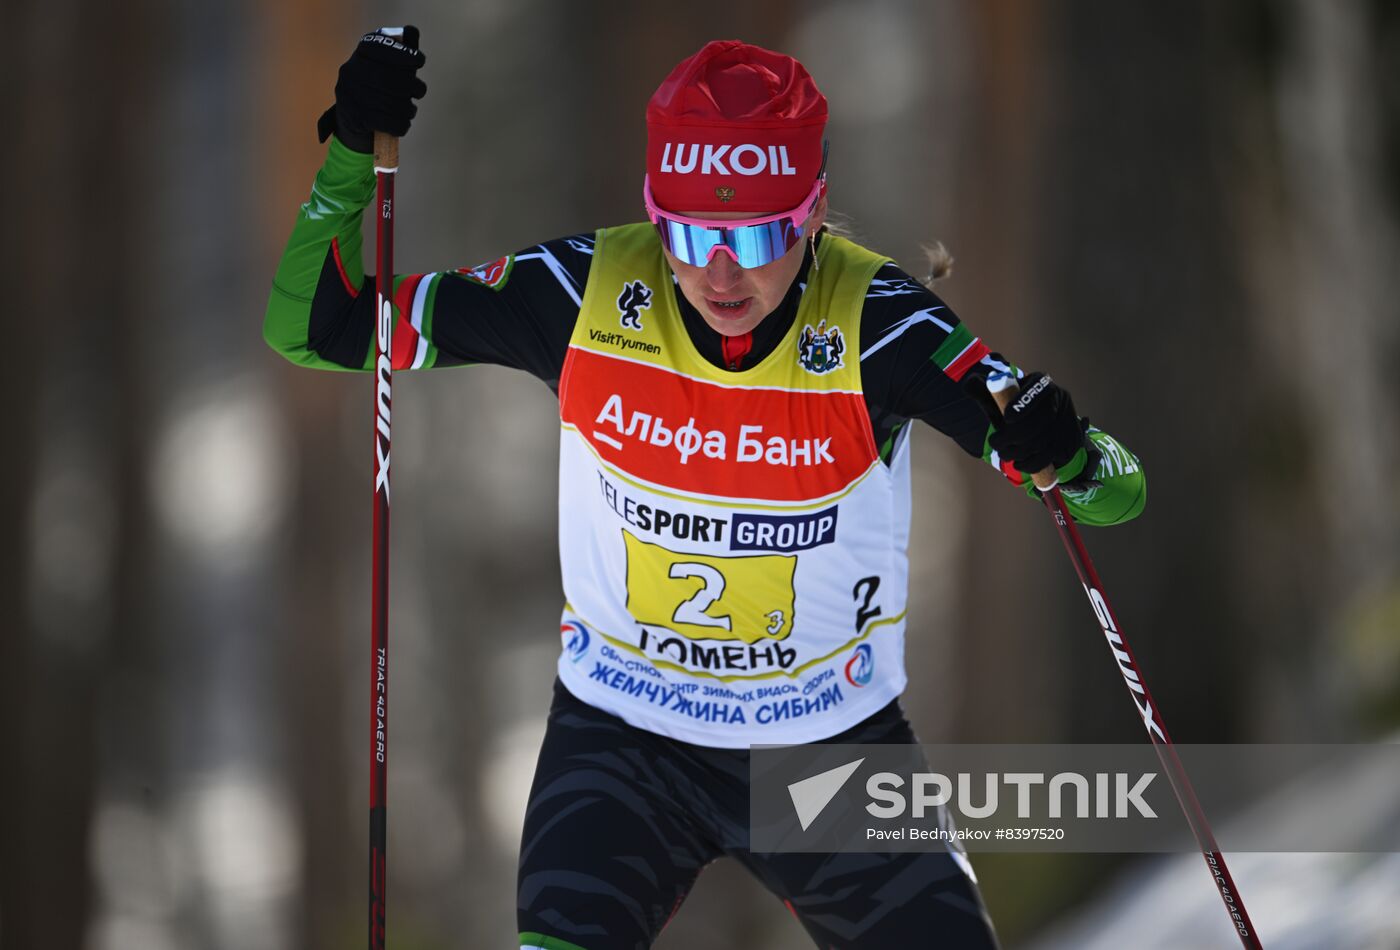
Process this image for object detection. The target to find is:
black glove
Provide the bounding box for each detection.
[973,371,1102,490]
[317,26,427,152]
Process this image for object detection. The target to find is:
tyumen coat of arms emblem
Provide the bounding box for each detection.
[797,319,845,374]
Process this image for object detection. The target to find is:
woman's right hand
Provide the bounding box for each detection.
[316,26,427,152]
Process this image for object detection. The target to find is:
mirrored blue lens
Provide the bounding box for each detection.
[655,218,805,268]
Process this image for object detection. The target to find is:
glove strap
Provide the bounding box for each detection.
[316,105,337,144]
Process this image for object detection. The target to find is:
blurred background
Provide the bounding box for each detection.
[5,1,1399,948]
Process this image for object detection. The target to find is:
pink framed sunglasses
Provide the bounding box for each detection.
[643,173,826,269]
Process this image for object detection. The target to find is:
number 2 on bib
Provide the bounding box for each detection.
[668,562,731,631]
[623,531,796,642]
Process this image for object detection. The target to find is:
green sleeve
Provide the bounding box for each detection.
[263,137,376,371]
[1038,427,1146,526]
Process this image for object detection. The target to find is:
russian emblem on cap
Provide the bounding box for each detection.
[715,186,736,202]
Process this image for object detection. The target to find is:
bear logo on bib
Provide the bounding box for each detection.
[617,280,653,331]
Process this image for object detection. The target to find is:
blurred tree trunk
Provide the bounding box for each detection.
[953,1,1276,747]
[2,1,159,947]
[949,3,1271,941]
[1262,0,1400,733]
[0,6,47,943]
[1034,1,1260,742]
[258,1,360,946]
[1022,0,1400,746]
[952,0,1060,743]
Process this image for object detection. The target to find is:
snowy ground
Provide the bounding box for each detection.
[1025,743,1400,950]
[1025,851,1400,950]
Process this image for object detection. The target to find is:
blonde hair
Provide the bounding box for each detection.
[920,241,954,285]
[820,216,953,287]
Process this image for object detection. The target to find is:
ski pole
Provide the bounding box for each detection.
[986,376,1262,949]
[369,126,397,950]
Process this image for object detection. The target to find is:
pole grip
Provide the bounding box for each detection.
[374,131,399,171]
[988,378,1060,491]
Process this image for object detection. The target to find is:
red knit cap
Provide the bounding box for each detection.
[646,40,827,214]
